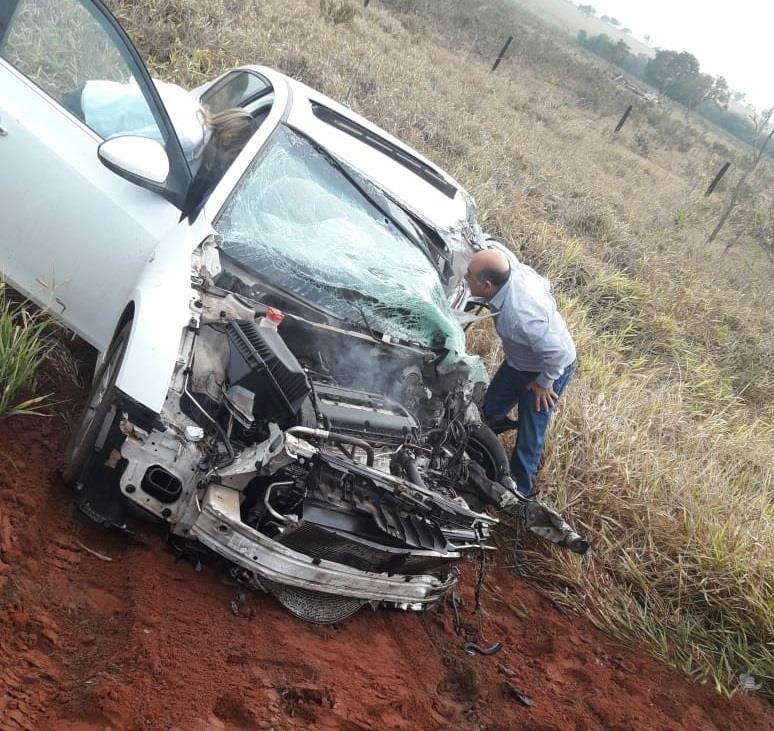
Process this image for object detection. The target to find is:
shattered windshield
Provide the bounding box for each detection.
[214,124,466,356]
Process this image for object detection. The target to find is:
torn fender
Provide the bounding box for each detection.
[115,217,214,413]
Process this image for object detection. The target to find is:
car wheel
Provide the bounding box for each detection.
[62,321,131,485]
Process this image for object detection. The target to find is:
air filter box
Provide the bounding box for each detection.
[225,320,310,424]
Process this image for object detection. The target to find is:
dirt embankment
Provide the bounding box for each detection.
[1,381,771,731]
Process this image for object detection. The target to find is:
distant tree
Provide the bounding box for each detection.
[611,39,631,67]
[625,53,650,79]
[732,90,746,103]
[608,17,622,27]
[622,27,631,34]
[643,34,652,44]
[578,4,596,17]
[676,72,729,112]
[706,75,730,109]
[581,33,617,62]
[699,100,756,142]
[577,32,648,80]
[645,49,701,101]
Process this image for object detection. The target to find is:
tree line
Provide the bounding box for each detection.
[576,30,761,147]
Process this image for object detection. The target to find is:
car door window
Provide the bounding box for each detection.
[201,70,272,115]
[0,0,167,146]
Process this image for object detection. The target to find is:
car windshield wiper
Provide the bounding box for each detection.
[215,251,387,342]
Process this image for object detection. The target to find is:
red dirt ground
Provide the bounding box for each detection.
[1,381,771,731]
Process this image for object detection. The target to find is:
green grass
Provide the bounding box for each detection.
[0,283,52,419]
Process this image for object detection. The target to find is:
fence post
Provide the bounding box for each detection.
[705,162,731,197]
[613,105,632,134]
[491,35,513,73]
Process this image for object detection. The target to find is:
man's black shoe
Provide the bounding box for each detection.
[485,415,519,435]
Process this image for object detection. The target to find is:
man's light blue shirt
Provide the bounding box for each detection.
[489,260,576,389]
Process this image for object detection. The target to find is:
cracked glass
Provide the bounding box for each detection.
[215,124,481,378]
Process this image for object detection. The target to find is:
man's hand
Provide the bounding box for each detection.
[526,381,558,412]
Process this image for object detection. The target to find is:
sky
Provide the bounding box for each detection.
[581,0,772,111]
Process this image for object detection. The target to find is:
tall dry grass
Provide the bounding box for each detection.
[106,0,773,696]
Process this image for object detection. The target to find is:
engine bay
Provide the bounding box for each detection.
[103,273,516,622]
[71,247,587,625]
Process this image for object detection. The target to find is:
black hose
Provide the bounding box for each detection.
[286,426,374,467]
[394,450,426,488]
[183,369,236,469]
[463,642,503,656]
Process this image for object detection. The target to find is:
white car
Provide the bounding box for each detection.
[0,0,582,622]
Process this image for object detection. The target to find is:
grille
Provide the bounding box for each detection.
[279,522,457,575]
[263,580,365,624]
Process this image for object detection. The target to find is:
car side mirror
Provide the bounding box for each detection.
[98,136,170,190]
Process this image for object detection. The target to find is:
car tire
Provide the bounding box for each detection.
[467,423,510,483]
[62,321,131,485]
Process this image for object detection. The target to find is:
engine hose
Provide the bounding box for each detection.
[183,369,235,469]
[286,426,374,467]
[394,450,426,488]
[264,481,295,524]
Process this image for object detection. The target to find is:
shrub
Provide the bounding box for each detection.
[319,0,355,25]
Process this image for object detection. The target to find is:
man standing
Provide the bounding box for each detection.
[465,249,576,497]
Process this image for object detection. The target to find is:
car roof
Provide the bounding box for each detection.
[197,65,470,235]
[283,72,468,234]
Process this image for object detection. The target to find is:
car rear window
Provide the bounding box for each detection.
[310,102,458,199]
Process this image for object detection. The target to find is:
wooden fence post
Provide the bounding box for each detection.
[613,105,632,134]
[705,162,731,196]
[491,36,513,72]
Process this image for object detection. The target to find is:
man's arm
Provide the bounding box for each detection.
[527,322,575,412]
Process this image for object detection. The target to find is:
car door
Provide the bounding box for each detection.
[0,0,191,350]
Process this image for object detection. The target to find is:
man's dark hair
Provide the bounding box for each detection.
[478,265,510,288]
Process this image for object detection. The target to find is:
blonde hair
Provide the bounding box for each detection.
[180,107,258,219]
[199,107,257,172]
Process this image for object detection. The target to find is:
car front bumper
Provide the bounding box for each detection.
[190,484,456,605]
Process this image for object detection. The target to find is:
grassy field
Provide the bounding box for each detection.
[8,0,769,698]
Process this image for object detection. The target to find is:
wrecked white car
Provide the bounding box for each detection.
[0,0,584,622]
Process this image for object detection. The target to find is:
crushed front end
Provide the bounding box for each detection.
[106,246,507,621]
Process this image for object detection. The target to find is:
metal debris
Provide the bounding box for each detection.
[463,641,503,656]
[75,541,113,562]
[230,591,247,616]
[503,680,534,707]
[738,673,761,692]
[450,591,463,634]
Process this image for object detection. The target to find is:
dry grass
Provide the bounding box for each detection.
[103,0,773,697]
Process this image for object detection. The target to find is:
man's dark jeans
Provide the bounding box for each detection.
[483,360,576,496]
